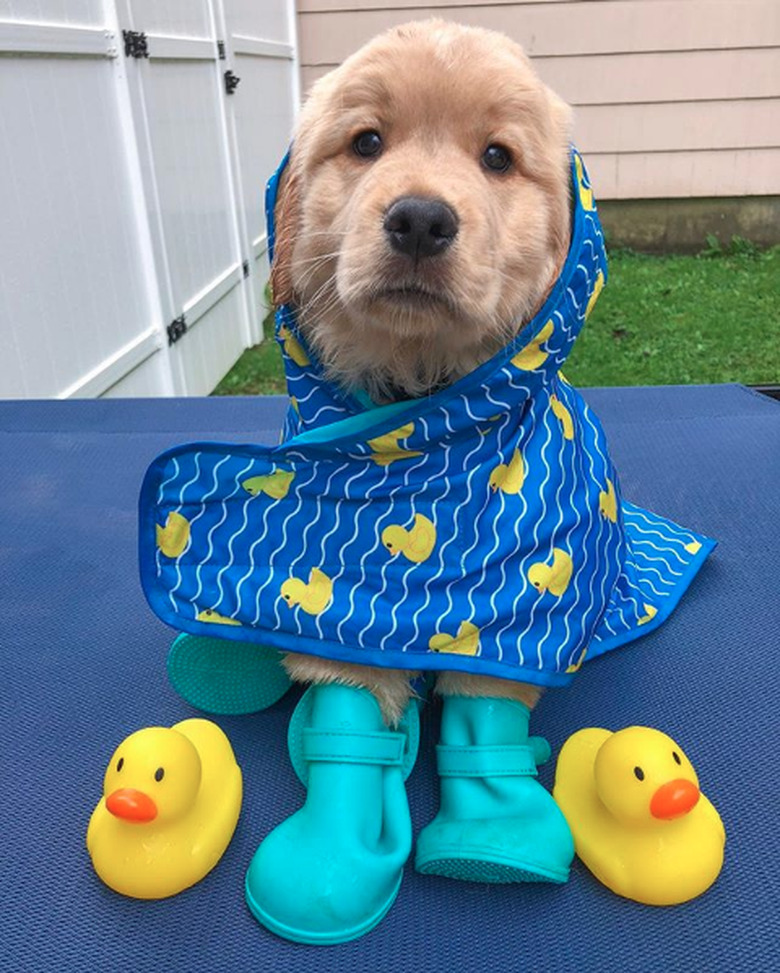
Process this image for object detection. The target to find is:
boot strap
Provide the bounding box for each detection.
[303,728,406,766]
[436,743,542,778]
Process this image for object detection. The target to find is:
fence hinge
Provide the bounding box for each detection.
[167,315,187,345]
[224,70,241,95]
[217,40,226,60]
[242,259,250,278]
[123,30,149,58]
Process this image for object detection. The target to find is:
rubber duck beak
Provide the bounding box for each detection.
[650,779,700,820]
[106,788,158,823]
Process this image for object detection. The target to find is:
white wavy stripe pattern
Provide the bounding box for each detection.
[506,393,555,669]
[188,455,236,610]
[586,399,623,638]
[197,457,258,616]
[408,438,458,652]
[554,377,591,670]
[429,391,498,639]
[166,451,203,609]
[533,382,572,670]
[249,463,321,630]
[378,433,439,651]
[354,447,438,648]
[333,462,395,645]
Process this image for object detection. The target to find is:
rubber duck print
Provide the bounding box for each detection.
[429,621,480,656]
[599,479,618,522]
[367,422,423,466]
[156,512,190,558]
[550,394,575,440]
[585,270,605,320]
[489,447,526,495]
[87,719,242,899]
[637,603,658,625]
[565,646,588,674]
[196,608,241,626]
[382,513,436,563]
[574,153,595,212]
[511,320,555,371]
[242,469,295,500]
[281,568,333,615]
[528,548,574,597]
[685,541,702,555]
[553,726,725,906]
[279,325,310,367]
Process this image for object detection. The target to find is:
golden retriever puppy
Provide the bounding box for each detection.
[272,19,572,722]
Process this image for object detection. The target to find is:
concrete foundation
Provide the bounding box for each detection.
[598,196,780,254]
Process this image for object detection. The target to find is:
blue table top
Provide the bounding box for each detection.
[1,385,778,973]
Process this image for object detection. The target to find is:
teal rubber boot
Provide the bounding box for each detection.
[167,633,292,715]
[415,696,574,884]
[245,683,419,944]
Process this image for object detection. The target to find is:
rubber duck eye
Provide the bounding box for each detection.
[116,757,124,772]
[353,130,382,159]
[633,766,645,781]
[482,144,512,174]
[672,751,681,765]
[154,767,165,783]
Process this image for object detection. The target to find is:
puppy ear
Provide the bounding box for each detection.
[545,86,573,143]
[269,156,300,307]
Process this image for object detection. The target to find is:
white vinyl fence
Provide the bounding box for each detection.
[0,0,298,398]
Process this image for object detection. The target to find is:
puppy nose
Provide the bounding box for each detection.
[383,196,458,259]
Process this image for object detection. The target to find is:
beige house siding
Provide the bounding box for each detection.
[296,0,780,200]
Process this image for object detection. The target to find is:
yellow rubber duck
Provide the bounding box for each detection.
[553,726,725,906]
[528,548,574,597]
[550,394,574,440]
[156,512,190,558]
[382,513,436,563]
[574,153,595,211]
[196,608,241,626]
[511,320,555,371]
[585,270,605,320]
[429,621,480,656]
[87,719,242,899]
[489,448,526,495]
[242,469,295,500]
[279,325,310,367]
[599,479,618,523]
[281,567,333,615]
[367,422,423,467]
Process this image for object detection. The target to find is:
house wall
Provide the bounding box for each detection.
[295,0,780,201]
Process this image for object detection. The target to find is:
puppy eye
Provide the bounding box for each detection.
[482,144,512,173]
[353,130,382,159]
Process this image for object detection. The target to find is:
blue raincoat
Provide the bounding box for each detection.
[139,150,715,688]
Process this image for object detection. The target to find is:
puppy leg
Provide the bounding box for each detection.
[283,651,414,727]
[435,671,541,710]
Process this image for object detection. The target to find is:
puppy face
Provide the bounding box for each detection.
[274,20,572,401]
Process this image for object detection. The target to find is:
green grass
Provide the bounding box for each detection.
[213,243,780,395]
[212,315,286,396]
[566,243,780,387]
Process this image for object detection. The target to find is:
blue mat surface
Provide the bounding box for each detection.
[1,385,778,973]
